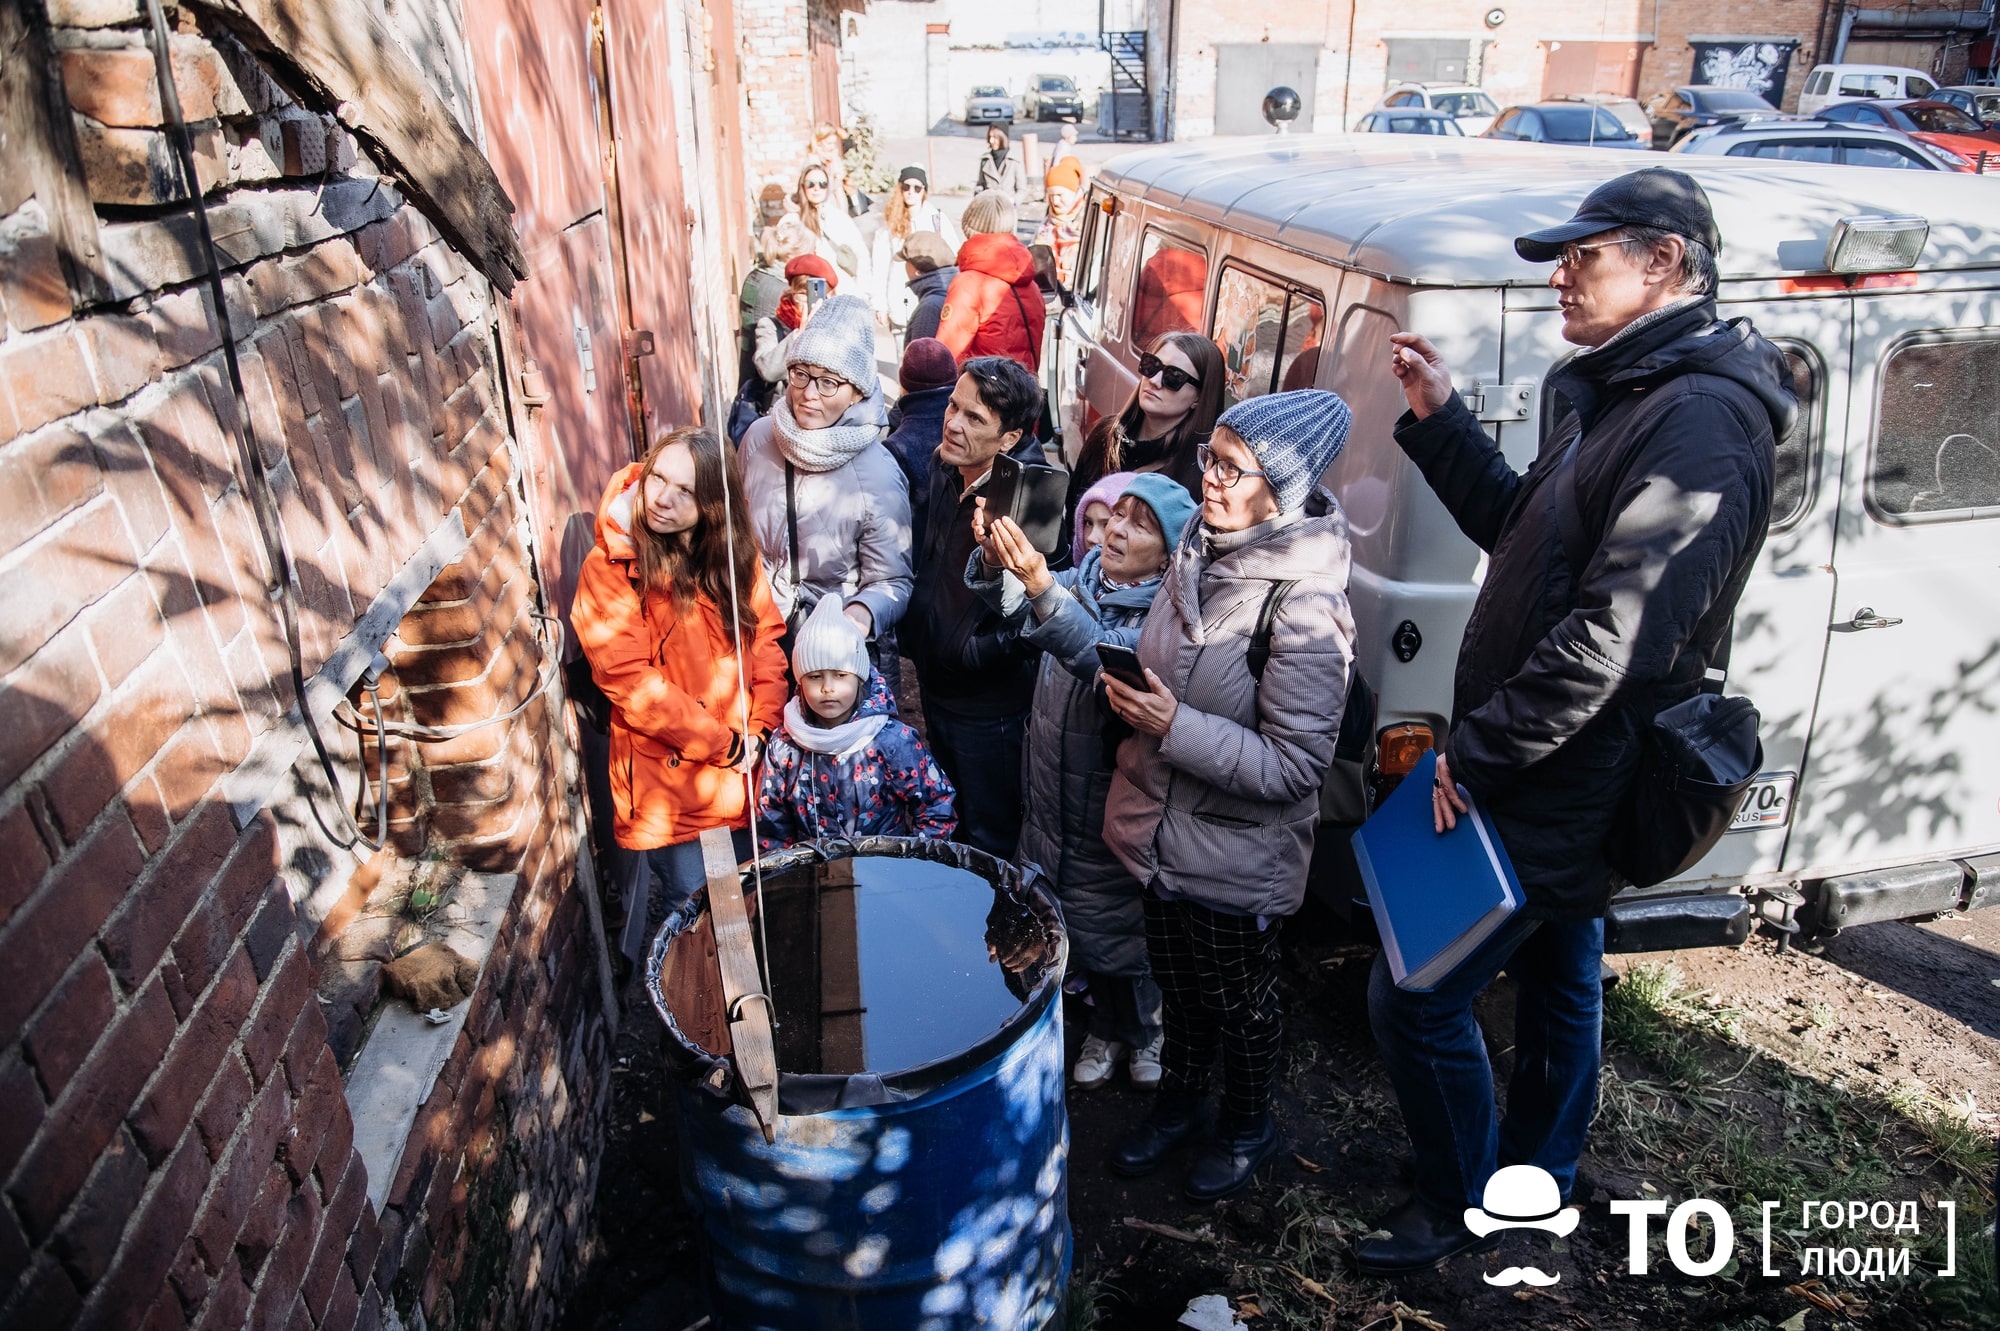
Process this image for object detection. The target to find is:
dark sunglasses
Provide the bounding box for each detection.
[1138,353,1201,393]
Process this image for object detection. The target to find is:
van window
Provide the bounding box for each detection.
[1073,192,1110,306]
[1210,267,1328,404]
[1770,343,1821,530]
[1838,72,1899,98]
[1908,74,1936,98]
[1131,230,1208,346]
[1870,336,2000,521]
[1806,70,1831,95]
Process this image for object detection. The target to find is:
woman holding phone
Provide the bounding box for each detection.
[1099,389,1357,1202]
[572,427,789,944]
[967,474,1199,1090]
[1068,331,1227,514]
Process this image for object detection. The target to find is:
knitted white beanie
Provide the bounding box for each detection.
[790,594,869,679]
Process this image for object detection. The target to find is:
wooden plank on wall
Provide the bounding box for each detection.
[194,0,528,292]
[0,0,112,307]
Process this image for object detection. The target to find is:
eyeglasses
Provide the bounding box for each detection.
[1138,353,1202,393]
[1197,443,1267,489]
[803,178,830,192]
[786,365,850,397]
[1555,237,1642,269]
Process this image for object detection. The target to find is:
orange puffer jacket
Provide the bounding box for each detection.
[573,462,789,850]
[936,233,1045,372]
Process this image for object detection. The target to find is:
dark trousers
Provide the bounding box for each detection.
[1144,895,1284,1134]
[1082,969,1163,1048]
[1367,913,1604,1212]
[920,699,1025,857]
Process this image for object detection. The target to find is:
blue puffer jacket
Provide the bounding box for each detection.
[755,669,957,851]
[967,547,1163,975]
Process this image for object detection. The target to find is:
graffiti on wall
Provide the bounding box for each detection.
[1691,41,1799,102]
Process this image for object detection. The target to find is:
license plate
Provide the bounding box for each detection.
[1728,772,1796,832]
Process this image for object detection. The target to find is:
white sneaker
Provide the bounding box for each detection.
[1072,1035,1125,1089]
[1128,1035,1164,1090]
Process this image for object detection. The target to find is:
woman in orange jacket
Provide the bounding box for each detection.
[573,426,789,936]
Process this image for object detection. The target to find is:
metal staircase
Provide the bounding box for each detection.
[1101,30,1150,139]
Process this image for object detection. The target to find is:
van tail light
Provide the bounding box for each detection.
[1376,723,1436,777]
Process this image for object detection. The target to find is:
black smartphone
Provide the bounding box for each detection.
[1096,643,1149,691]
[981,453,1023,533]
[805,276,829,309]
[979,453,1067,556]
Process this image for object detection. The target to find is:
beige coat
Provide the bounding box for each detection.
[1103,490,1355,917]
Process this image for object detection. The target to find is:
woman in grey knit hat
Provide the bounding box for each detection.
[1099,389,1359,1203]
[737,293,913,667]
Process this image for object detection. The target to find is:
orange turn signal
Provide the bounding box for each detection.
[1376,723,1436,777]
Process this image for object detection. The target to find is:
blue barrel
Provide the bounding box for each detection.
[647,838,1071,1330]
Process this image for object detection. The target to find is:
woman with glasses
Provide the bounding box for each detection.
[1099,389,1357,1203]
[737,293,912,671]
[871,166,965,336]
[1068,332,1226,523]
[792,161,873,308]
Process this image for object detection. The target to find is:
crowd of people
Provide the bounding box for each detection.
[576,158,1787,1264]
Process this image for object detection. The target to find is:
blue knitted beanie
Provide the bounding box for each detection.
[1214,389,1352,512]
[1117,471,1199,548]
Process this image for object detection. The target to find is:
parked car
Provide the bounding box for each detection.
[963,84,1014,126]
[1482,101,1647,149]
[1796,63,1937,116]
[1645,84,1781,149]
[1024,73,1084,123]
[1818,99,2000,171]
[1671,118,1952,170]
[1053,133,2000,948]
[1552,93,1654,148]
[1351,109,1464,136]
[1929,85,2000,127]
[1375,82,1500,135]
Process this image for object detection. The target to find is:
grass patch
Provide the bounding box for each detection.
[1064,1262,1118,1331]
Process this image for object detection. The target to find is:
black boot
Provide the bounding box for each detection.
[1353,1196,1498,1275]
[1184,1114,1281,1203]
[1110,1090,1200,1176]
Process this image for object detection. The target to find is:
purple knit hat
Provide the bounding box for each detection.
[1072,470,1137,563]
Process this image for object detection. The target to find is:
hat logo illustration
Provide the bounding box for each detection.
[1465,1165,1578,1287]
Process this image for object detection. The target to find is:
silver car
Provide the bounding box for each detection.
[1671,118,1953,170]
[963,85,1014,126]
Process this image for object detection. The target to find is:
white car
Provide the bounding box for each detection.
[1373,83,1500,137]
[1796,63,1938,116]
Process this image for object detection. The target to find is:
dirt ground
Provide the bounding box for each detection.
[556,897,2000,1331]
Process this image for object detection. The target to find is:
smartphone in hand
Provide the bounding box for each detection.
[1096,643,1149,692]
[805,276,829,310]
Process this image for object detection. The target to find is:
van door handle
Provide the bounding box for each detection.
[1849,607,1904,630]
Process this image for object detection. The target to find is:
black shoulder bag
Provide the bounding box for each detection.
[1248,581,1377,828]
[1551,441,1763,888]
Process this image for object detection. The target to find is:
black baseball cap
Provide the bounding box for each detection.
[1515,168,1722,263]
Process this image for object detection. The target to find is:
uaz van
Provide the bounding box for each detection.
[1049,136,2000,950]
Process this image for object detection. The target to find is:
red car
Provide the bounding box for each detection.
[1818,98,2000,171]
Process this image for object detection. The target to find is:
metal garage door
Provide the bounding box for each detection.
[1214,44,1320,135]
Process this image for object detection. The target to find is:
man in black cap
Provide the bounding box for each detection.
[1356,168,1796,1272]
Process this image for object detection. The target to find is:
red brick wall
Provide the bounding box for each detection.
[2,6,608,1330]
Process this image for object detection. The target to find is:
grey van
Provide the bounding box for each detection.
[1051,136,2000,948]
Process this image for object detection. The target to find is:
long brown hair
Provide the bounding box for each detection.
[631,427,763,648]
[882,178,917,241]
[792,162,830,237]
[1077,331,1227,477]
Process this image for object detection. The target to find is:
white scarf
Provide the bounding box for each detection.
[772,387,890,474]
[781,697,890,759]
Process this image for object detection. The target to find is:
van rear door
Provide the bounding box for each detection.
[1785,291,2000,876]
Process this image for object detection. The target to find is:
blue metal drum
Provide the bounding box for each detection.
[647,838,1071,1330]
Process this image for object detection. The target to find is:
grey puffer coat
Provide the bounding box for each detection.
[967,546,1164,975]
[1103,490,1355,917]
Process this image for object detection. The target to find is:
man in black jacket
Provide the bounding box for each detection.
[901,356,1047,856]
[1357,169,1794,1273]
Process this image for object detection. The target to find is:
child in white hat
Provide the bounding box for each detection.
[755,595,957,849]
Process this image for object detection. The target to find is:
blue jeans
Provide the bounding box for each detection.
[624,827,755,962]
[1368,913,1605,1212]
[921,702,1025,857]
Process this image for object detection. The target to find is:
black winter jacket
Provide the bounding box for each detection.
[905,265,956,344]
[1395,299,1793,918]
[900,432,1048,716]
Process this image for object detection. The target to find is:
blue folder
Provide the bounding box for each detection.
[1352,750,1521,990]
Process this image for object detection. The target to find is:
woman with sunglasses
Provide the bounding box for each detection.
[1099,389,1357,1203]
[738,293,912,669]
[871,166,965,335]
[792,161,873,308]
[1068,332,1226,527]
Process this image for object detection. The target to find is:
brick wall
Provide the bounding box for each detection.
[1,4,609,1329]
